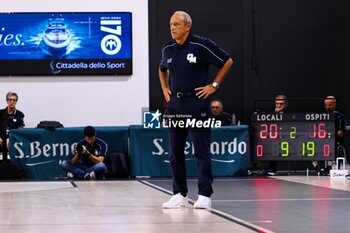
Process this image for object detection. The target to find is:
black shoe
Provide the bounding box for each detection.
[260,169,267,176]
[314,165,320,172]
[318,168,328,176]
[84,173,91,180]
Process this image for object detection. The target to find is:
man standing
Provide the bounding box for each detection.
[159,11,233,209]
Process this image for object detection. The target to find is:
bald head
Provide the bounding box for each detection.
[324,95,336,112]
[172,11,192,26]
[170,11,192,44]
[274,95,288,113]
[211,99,224,116]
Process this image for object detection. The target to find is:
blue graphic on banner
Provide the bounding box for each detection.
[0,12,132,75]
[0,12,131,60]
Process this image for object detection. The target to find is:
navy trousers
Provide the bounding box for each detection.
[168,97,213,197]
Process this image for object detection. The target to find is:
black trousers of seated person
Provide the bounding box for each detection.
[268,161,277,173]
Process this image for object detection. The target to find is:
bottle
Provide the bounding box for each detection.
[231,113,236,125]
[332,161,336,170]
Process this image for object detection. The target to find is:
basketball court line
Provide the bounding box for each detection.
[213,197,350,202]
[0,181,74,193]
[139,180,274,233]
[270,175,350,192]
[148,178,275,182]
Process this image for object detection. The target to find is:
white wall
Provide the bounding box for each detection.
[0,0,149,127]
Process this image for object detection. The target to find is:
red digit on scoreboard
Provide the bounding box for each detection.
[311,123,327,138]
[259,124,268,139]
[270,124,278,139]
[259,124,278,139]
[256,145,263,157]
[323,144,330,156]
[318,123,326,138]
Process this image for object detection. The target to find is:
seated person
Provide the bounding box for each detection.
[274,95,288,114]
[267,95,288,175]
[60,126,107,179]
[0,91,25,151]
[211,99,233,126]
[312,96,346,175]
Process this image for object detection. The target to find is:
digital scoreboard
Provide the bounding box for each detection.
[251,113,335,161]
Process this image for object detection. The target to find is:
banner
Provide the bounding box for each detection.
[0,12,132,75]
[9,125,250,179]
[129,125,251,177]
[9,127,129,179]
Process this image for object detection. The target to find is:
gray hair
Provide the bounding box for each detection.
[325,95,336,101]
[211,99,224,107]
[275,95,287,101]
[6,91,18,101]
[174,11,192,25]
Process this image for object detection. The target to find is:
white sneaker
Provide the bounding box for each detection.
[90,171,96,179]
[194,195,212,209]
[162,193,188,209]
[67,172,74,179]
[84,171,96,180]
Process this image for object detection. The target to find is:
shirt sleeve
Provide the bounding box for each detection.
[98,139,108,157]
[338,112,346,131]
[18,112,25,128]
[202,38,231,68]
[159,45,168,72]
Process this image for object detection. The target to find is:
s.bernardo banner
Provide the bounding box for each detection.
[9,126,250,179]
[0,12,132,75]
[129,125,251,177]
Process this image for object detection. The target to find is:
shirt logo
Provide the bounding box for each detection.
[187,53,197,63]
[167,58,172,63]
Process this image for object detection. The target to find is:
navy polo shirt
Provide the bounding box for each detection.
[7,108,25,129]
[333,110,347,146]
[0,108,25,137]
[159,34,230,92]
[77,137,108,167]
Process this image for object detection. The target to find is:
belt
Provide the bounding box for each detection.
[173,91,195,98]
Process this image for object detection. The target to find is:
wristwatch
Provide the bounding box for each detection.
[212,82,219,89]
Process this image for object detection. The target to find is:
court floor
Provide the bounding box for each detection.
[0,176,350,233]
